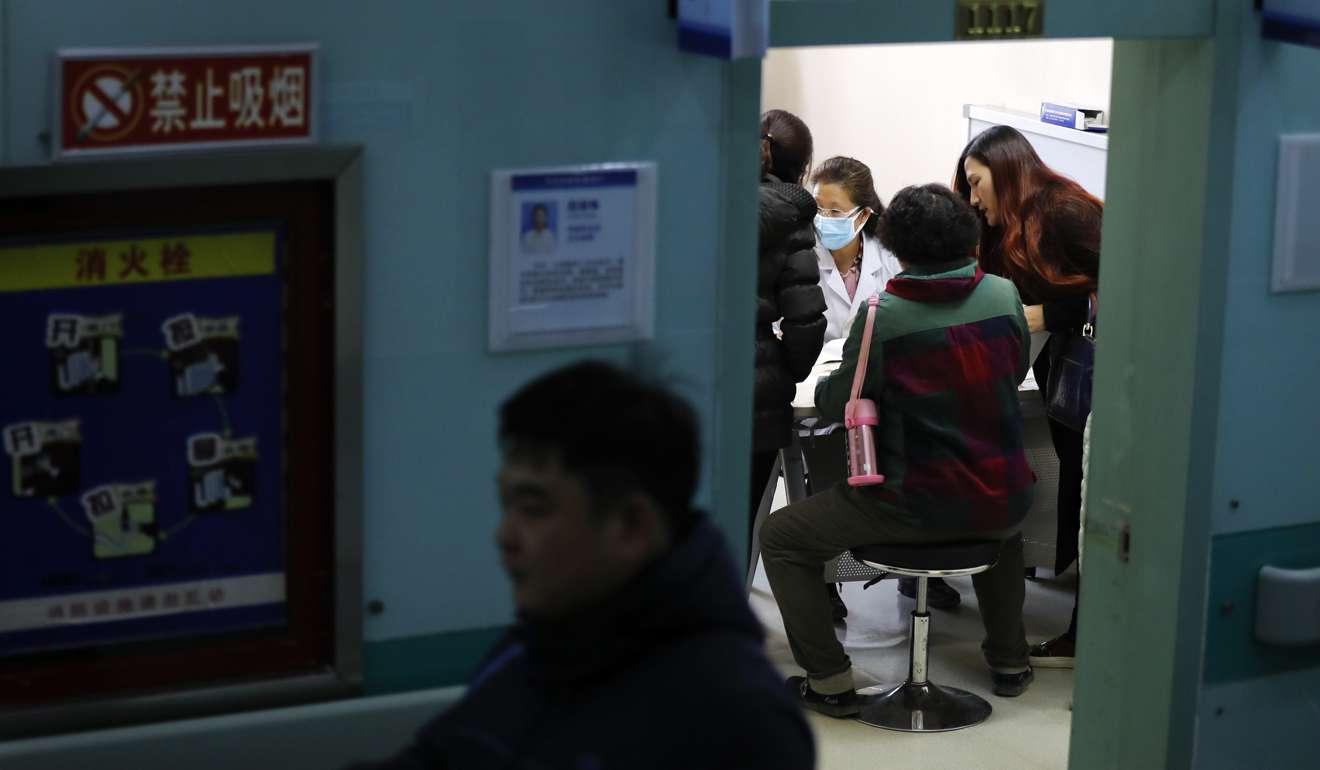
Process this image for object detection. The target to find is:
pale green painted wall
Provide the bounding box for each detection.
[0,0,751,673]
[768,0,1212,47]
[1071,3,1320,768]
[1067,36,1222,770]
[1194,3,1320,766]
[1208,4,1320,538]
[14,4,1316,769]
[0,686,462,770]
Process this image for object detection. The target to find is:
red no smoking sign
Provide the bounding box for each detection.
[70,64,146,142]
[55,45,318,160]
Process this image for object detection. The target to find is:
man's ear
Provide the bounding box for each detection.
[760,138,773,177]
[604,492,668,560]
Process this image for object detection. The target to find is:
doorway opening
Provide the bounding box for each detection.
[749,37,1113,770]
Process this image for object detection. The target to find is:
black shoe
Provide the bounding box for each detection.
[1029,633,1076,669]
[897,577,962,610]
[828,582,848,622]
[785,675,861,718]
[991,668,1034,697]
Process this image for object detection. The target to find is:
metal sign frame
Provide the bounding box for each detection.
[0,146,364,738]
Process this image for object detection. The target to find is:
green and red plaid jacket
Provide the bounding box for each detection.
[815,259,1033,531]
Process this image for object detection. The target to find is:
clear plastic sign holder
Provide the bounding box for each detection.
[489,162,657,353]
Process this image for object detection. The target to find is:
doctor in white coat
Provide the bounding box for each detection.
[809,157,903,343]
[806,157,963,611]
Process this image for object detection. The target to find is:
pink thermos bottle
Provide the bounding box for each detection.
[845,295,885,487]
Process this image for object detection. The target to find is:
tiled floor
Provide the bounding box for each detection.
[750,483,1078,770]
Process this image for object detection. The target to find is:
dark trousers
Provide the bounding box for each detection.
[1035,339,1084,639]
[1034,347,1084,574]
[759,482,1030,693]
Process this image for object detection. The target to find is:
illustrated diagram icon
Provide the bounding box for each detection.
[162,313,241,397]
[47,313,123,396]
[187,433,256,513]
[82,481,158,559]
[3,419,81,498]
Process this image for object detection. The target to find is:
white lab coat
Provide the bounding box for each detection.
[815,231,903,342]
[521,228,557,254]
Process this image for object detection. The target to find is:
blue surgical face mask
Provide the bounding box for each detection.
[815,208,864,251]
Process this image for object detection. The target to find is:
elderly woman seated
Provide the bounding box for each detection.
[760,183,1036,717]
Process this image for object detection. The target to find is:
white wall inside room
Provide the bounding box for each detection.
[763,39,1113,201]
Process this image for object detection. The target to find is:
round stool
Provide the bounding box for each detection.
[849,540,1004,732]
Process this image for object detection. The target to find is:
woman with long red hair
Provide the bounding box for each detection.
[954,125,1100,669]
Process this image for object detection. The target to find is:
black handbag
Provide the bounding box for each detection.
[1045,310,1095,433]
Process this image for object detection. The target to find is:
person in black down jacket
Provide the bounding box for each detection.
[752,110,828,562]
[349,362,814,770]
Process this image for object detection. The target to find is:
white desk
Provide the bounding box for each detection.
[791,338,1042,415]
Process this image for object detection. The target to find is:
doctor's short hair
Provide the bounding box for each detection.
[879,184,980,267]
[810,157,886,237]
[498,361,700,530]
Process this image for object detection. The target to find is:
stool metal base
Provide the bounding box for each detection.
[857,681,993,732]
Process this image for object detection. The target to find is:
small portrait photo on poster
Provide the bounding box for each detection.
[520,201,558,255]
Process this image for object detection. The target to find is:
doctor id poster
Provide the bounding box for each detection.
[490,163,656,351]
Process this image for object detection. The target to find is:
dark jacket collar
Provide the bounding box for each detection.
[512,513,760,686]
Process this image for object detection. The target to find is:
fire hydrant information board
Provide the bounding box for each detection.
[0,227,287,657]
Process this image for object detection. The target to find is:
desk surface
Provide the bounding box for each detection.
[792,341,1040,418]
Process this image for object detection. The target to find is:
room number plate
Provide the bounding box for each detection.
[956,1,1045,40]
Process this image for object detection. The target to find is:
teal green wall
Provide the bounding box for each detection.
[1066,36,1223,770]
[1202,522,1320,685]
[767,0,1212,47]
[1200,0,1320,680]
[1067,4,1320,765]
[362,626,505,696]
[0,0,750,690]
[0,686,463,770]
[1193,4,1320,765]
[11,4,1316,766]
[1208,3,1320,539]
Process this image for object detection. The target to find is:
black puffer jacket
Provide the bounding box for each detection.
[755,176,827,452]
[347,515,815,770]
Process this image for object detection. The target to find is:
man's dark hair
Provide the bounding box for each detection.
[498,361,699,530]
[879,184,980,267]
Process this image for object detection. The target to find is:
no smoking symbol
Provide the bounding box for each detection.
[70,65,144,143]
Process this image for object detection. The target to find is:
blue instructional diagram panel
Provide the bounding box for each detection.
[0,228,286,656]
